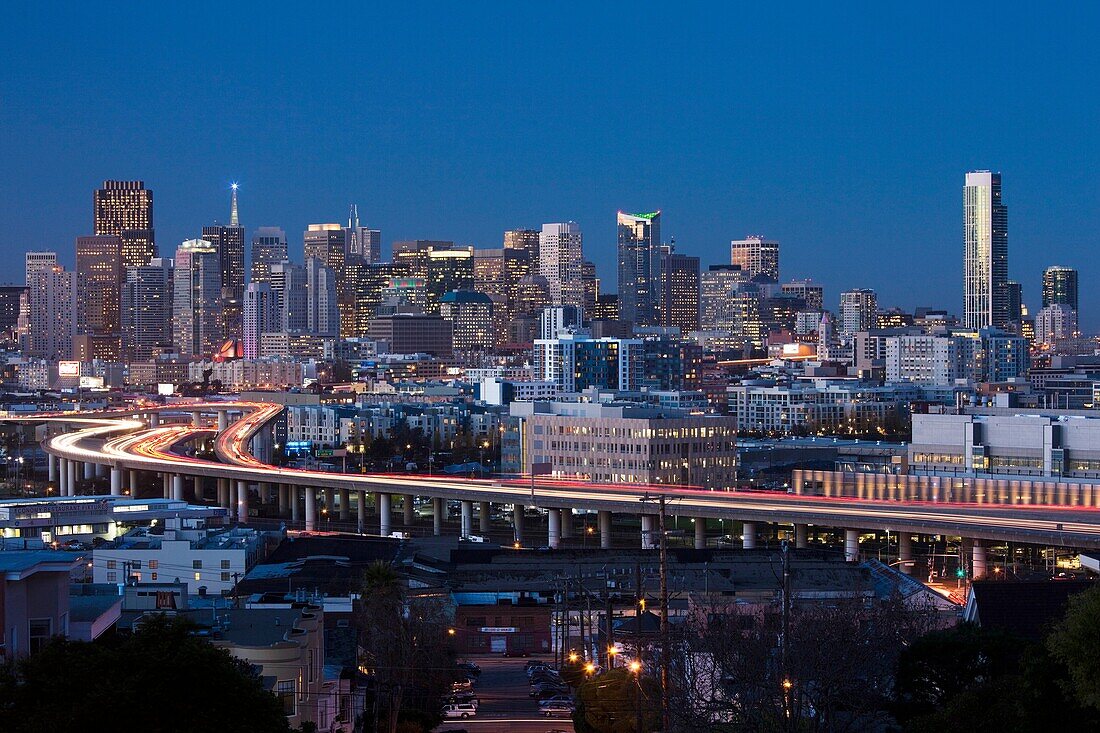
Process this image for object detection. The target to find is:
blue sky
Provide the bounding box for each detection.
[2,3,1098,326]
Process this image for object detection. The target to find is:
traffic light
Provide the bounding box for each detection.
[955,567,966,579]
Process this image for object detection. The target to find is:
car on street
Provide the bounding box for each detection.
[538,694,575,706]
[444,692,479,707]
[443,703,478,719]
[541,701,576,718]
[531,684,571,699]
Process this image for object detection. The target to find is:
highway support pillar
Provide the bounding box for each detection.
[695,518,707,550]
[48,453,57,483]
[641,514,655,550]
[375,493,389,536]
[171,474,184,502]
[148,413,160,428]
[560,508,573,539]
[129,470,139,496]
[898,533,913,574]
[845,529,860,562]
[58,458,69,496]
[305,487,317,531]
[513,504,525,546]
[403,494,415,526]
[162,473,171,500]
[95,462,106,479]
[460,500,473,539]
[433,498,443,536]
[479,501,491,535]
[290,487,300,523]
[599,510,613,549]
[972,539,987,579]
[237,481,249,524]
[69,460,79,495]
[742,521,757,550]
[110,468,122,496]
[339,488,350,522]
[192,411,202,427]
[83,461,94,480]
[548,507,561,549]
[217,478,229,508]
[217,410,229,432]
[795,523,809,549]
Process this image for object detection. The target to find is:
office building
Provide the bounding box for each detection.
[1042,266,1078,313]
[839,289,878,336]
[242,282,280,359]
[75,235,124,357]
[503,228,540,259]
[270,262,309,332]
[699,264,746,331]
[25,251,58,284]
[305,257,339,337]
[533,333,643,393]
[249,227,288,284]
[617,211,661,325]
[121,258,174,360]
[0,285,25,337]
[93,180,155,268]
[304,223,353,334]
[172,239,223,359]
[730,236,779,282]
[659,246,700,333]
[367,313,453,356]
[346,204,381,263]
[539,222,584,310]
[26,266,79,360]
[581,260,600,320]
[439,290,494,350]
[963,171,1010,329]
[781,280,824,312]
[202,207,246,339]
[392,240,473,313]
[1035,304,1078,346]
[540,305,583,340]
[1006,281,1025,324]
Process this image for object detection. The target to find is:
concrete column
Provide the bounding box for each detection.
[83,461,94,480]
[192,411,202,427]
[305,488,317,531]
[379,493,391,537]
[560,508,573,539]
[291,487,300,522]
[599,510,613,550]
[162,473,172,500]
[217,478,229,507]
[845,529,860,562]
[479,501,491,535]
[548,507,561,549]
[641,514,655,550]
[972,539,987,579]
[695,518,707,550]
[513,504,525,545]
[460,500,473,538]
[898,533,913,574]
[109,468,122,496]
[48,453,57,483]
[433,498,443,536]
[229,481,238,510]
[217,410,229,432]
[68,459,79,495]
[357,491,367,533]
[148,412,160,428]
[339,487,350,521]
[95,462,107,478]
[237,481,249,524]
[403,494,415,526]
[172,475,184,501]
[795,523,809,549]
[58,458,68,495]
[128,470,139,495]
[742,521,757,550]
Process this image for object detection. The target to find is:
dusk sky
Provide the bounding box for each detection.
[2,4,1098,326]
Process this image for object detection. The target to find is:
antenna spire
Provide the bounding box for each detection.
[229,183,240,226]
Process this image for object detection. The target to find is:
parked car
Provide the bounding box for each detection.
[444,692,479,707]
[531,684,571,699]
[457,661,482,677]
[525,660,551,673]
[443,703,478,719]
[541,701,576,718]
[452,679,473,692]
[529,671,562,685]
[538,694,575,707]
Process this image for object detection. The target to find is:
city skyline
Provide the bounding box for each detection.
[2,5,1098,327]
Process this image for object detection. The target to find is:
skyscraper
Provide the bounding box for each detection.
[730,236,780,282]
[699,265,746,331]
[1042,266,1078,313]
[781,280,824,312]
[659,246,700,334]
[121,258,174,360]
[346,205,382,264]
[271,262,309,332]
[305,257,339,336]
[75,235,124,359]
[581,260,600,320]
[243,282,280,359]
[202,186,246,339]
[172,239,223,358]
[617,211,661,326]
[93,180,155,268]
[503,228,540,260]
[249,227,288,284]
[963,171,1009,329]
[26,265,79,360]
[539,222,584,311]
[839,289,878,335]
[25,252,58,284]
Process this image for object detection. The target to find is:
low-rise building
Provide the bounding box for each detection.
[0,550,80,660]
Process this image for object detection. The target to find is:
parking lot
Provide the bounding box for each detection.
[437,654,575,733]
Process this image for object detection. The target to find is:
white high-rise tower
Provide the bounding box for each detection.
[963,171,1009,329]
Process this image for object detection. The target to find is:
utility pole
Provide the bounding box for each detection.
[781,540,793,729]
[658,495,670,733]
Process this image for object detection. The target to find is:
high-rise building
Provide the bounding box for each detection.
[390,240,472,314]
[270,262,309,332]
[439,290,494,350]
[121,258,173,360]
[839,289,878,336]
[172,239,223,358]
[249,227,288,284]
[25,252,58,284]
[617,211,661,326]
[203,187,246,339]
[346,205,382,264]
[26,265,79,360]
[1035,304,1078,346]
[963,171,1009,329]
[781,280,824,312]
[659,246,700,334]
[699,265,747,331]
[539,222,584,311]
[581,260,599,320]
[305,257,339,337]
[1006,281,1025,324]
[305,223,355,335]
[0,286,26,338]
[93,180,155,268]
[75,235,124,359]
[242,282,280,359]
[1042,266,1078,313]
[503,228,540,260]
[730,236,779,282]
[540,306,583,340]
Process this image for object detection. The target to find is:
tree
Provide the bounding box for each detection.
[574,667,662,733]
[0,615,291,733]
[1048,584,1100,711]
[357,561,454,733]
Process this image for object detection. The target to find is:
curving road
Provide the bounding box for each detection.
[19,402,1100,550]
